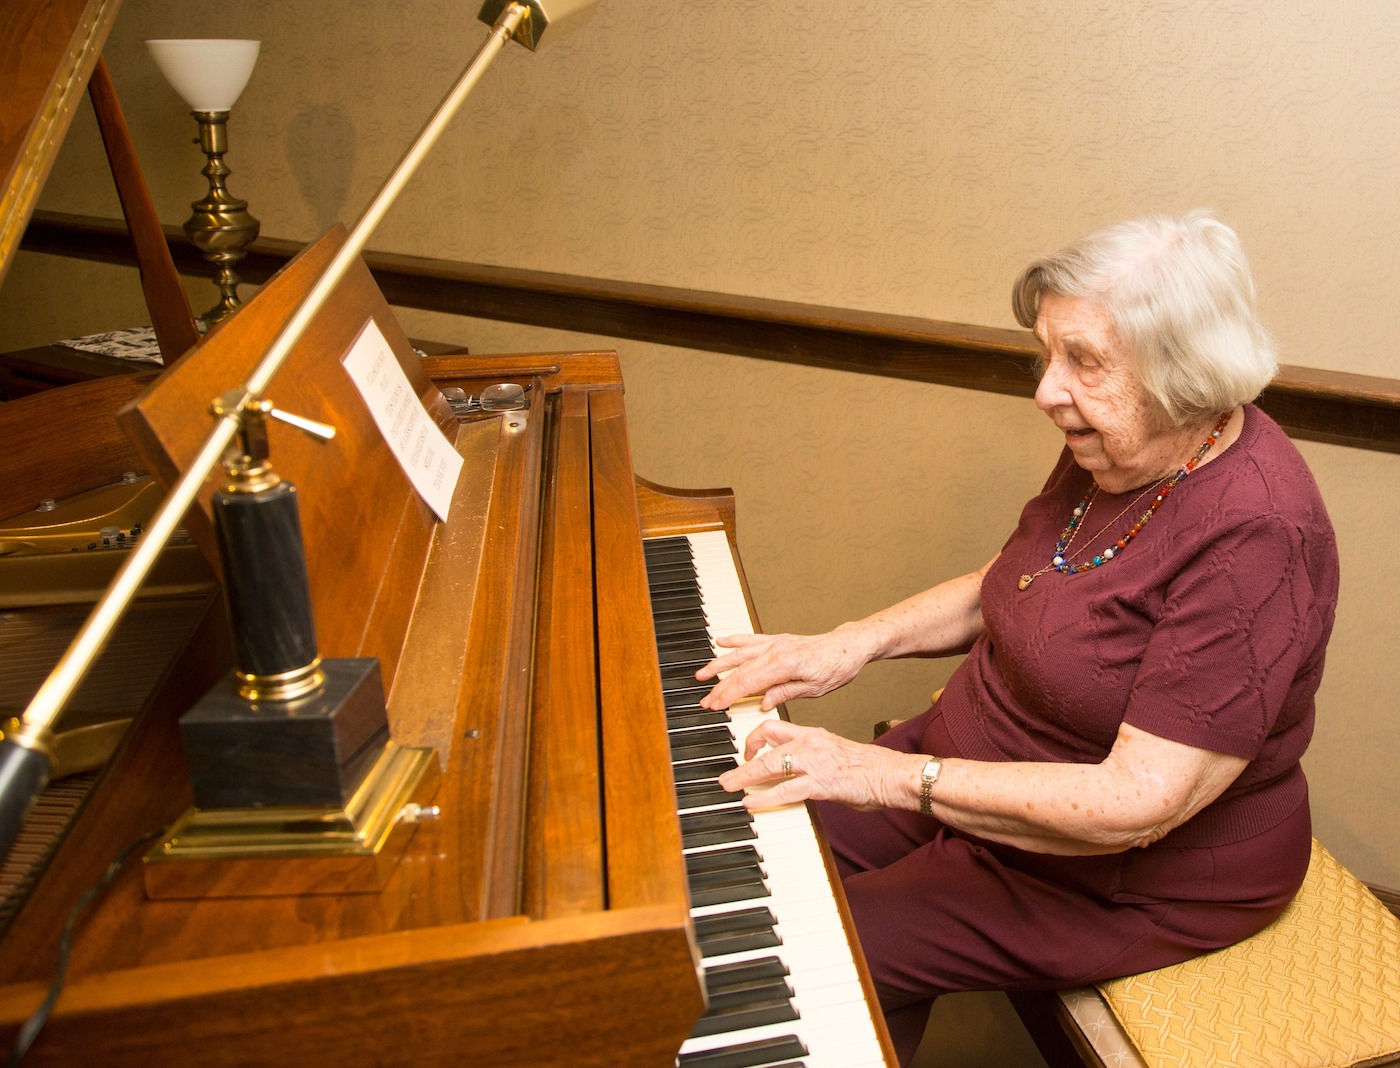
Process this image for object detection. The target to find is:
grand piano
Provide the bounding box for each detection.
[0,3,897,1064]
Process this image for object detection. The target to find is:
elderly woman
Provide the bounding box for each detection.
[696,211,1339,1065]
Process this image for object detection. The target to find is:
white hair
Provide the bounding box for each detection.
[1012,211,1278,425]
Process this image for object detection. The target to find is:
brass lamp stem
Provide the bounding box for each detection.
[186,109,260,326]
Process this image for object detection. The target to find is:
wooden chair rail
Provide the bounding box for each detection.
[20,210,1400,454]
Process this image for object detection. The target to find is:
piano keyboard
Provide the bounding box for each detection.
[644,531,890,1068]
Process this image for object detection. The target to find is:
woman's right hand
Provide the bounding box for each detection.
[695,625,875,711]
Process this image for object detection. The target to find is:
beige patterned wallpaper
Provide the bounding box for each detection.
[4,0,1400,914]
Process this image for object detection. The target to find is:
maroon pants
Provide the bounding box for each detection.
[815,707,1311,1065]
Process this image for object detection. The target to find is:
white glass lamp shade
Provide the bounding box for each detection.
[146,39,261,112]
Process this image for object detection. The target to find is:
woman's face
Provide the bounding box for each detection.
[1033,293,1192,493]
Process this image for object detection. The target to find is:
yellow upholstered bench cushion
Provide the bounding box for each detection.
[1097,839,1400,1068]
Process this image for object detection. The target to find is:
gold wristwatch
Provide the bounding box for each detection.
[919,756,943,816]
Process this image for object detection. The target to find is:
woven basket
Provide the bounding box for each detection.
[1098,839,1400,1068]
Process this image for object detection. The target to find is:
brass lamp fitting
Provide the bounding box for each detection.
[185,109,260,327]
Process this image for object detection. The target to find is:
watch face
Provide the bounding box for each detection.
[920,758,942,815]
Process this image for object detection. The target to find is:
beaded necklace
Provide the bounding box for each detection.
[1017,411,1231,591]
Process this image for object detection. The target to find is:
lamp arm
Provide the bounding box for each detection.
[245,1,525,400]
[0,2,531,857]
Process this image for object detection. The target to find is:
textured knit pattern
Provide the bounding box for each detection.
[937,403,1340,847]
[1099,839,1400,1068]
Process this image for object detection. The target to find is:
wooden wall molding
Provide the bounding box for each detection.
[21,210,1400,454]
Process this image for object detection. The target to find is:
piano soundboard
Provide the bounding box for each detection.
[645,531,892,1068]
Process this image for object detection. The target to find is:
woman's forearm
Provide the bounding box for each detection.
[916,727,1248,855]
[846,558,995,663]
[920,757,1166,854]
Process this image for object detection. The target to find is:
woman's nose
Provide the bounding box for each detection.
[1035,357,1070,412]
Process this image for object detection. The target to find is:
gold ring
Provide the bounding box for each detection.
[781,752,794,777]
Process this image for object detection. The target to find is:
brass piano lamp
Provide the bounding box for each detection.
[146,38,261,327]
[144,397,440,898]
[0,0,601,874]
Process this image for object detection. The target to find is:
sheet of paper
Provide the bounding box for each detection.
[341,319,462,521]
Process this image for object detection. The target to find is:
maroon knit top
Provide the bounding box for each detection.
[934,404,1339,848]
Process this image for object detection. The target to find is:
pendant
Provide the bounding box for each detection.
[1018,574,1034,591]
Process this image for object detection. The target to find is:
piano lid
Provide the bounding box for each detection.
[0,0,124,293]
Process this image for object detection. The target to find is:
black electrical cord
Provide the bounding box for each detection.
[5,827,166,1067]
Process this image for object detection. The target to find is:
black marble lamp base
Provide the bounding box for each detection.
[179,657,389,809]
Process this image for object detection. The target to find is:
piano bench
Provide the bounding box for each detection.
[1010,838,1400,1068]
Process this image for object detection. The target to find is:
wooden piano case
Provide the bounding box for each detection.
[0,227,704,1065]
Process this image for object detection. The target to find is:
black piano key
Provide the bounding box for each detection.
[705,977,794,1012]
[681,807,756,839]
[670,735,740,763]
[692,902,772,933]
[644,560,698,579]
[689,878,770,910]
[651,602,706,620]
[654,617,710,638]
[681,808,754,833]
[672,756,738,783]
[670,723,733,744]
[675,778,745,809]
[658,638,719,662]
[672,743,743,766]
[651,589,704,611]
[652,611,708,630]
[660,659,713,681]
[644,536,691,552]
[663,685,716,702]
[694,926,782,958]
[649,573,702,593]
[656,620,708,639]
[681,808,756,849]
[665,691,714,711]
[672,742,740,765]
[654,615,712,638]
[687,863,763,892]
[650,587,703,605]
[685,845,763,877]
[693,909,781,954]
[671,724,732,743]
[662,660,712,683]
[656,626,714,647]
[688,998,800,1039]
[647,552,697,568]
[645,551,697,570]
[642,537,691,560]
[703,955,790,987]
[668,709,733,731]
[668,703,717,721]
[658,655,707,672]
[687,858,766,892]
[676,1035,809,1068]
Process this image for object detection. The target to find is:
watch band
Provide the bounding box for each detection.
[919,756,943,816]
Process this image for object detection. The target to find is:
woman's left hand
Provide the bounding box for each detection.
[717,719,924,812]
